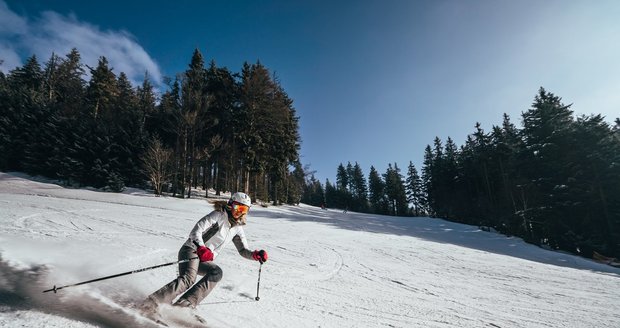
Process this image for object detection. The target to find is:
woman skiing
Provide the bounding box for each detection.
[141,192,268,315]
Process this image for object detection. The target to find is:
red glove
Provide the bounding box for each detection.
[252,250,268,263]
[196,246,214,262]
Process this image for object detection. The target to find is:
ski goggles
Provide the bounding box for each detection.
[231,202,250,217]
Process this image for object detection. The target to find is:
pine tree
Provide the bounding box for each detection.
[266,78,300,205]
[324,179,338,208]
[563,114,620,257]
[302,174,325,207]
[180,49,207,198]
[0,64,9,169]
[405,161,423,216]
[112,72,141,188]
[441,137,459,219]
[236,62,300,203]
[81,57,126,188]
[55,48,86,116]
[43,52,61,103]
[336,163,348,192]
[492,114,522,234]
[420,145,433,216]
[368,166,387,214]
[237,61,273,198]
[86,57,119,120]
[520,87,575,248]
[4,56,45,172]
[333,163,351,209]
[346,162,355,192]
[136,72,156,134]
[287,161,305,205]
[384,163,408,216]
[204,61,236,194]
[148,78,179,146]
[22,53,67,178]
[350,162,368,212]
[456,135,480,222]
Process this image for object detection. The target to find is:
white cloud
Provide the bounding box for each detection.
[0,0,28,35]
[0,1,163,88]
[0,44,21,71]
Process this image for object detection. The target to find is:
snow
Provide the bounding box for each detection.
[1,171,619,328]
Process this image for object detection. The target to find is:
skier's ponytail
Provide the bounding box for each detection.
[209,200,228,212]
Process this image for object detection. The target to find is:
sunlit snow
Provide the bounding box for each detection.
[1,172,618,327]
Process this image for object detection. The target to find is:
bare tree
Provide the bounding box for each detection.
[143,138,172,195]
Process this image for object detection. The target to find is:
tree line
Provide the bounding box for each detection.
[302,88,620,259]
[2,49,618,259]
[0,48,303,204]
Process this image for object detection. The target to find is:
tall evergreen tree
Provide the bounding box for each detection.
[0,63,9,169]
[333,163,351,209]
[111,72,142,188]
[149,78,180,147]
[302,174,325,207]
[151,79,181,194]
[204,61,237,194]
[405,161,424,216]
[336,163,349,192]
[286,161,305,205]
[479,114,524,235]
[520,87,575,247]
[55,48,86,116]
[86,57,119,120]
[3,56,47,172]
[237,61,272,198]
[384,163,408,216]
[441,137,459,219]
[137,72,157,134]
[266,78,301,204]
[81,57,134,189]
[368,166,387,214]
[421,145,435,216]
[350,162,368,212]
[180,49,207,198]
[324,179,338,208]
[563,114,620,257]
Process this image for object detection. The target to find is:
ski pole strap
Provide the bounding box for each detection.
[43,257,198,293]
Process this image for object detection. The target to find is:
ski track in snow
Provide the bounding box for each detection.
[1,172,620,328]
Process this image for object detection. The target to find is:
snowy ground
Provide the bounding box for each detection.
[0,172,619,328]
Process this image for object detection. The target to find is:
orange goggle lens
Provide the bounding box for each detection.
[232,202,250,216]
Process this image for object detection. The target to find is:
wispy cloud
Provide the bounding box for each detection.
[0,0,163,88]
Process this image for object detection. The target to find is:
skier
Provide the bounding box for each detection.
[140,192,268,318]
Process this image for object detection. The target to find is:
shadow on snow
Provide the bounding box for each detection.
[252,204,620,276]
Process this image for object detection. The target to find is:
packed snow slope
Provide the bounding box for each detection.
[0,172,619,328]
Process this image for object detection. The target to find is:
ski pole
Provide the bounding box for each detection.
[255,262,263,301]
[43,257,198,293]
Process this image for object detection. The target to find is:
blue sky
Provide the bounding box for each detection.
[2,0,619,184]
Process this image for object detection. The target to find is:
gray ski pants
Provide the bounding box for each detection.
[146,245,223,307]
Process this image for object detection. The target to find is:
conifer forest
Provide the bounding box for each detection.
[1,49,619,260]
[302,89,620,260]
[0,49,303,204]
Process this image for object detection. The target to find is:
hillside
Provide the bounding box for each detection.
[0,172,618,327]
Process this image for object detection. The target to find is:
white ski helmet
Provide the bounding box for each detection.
[230,192,252,207]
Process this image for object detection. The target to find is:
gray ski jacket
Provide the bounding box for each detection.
[183,209,254,260]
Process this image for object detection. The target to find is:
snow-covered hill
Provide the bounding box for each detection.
[1,172,618,327]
